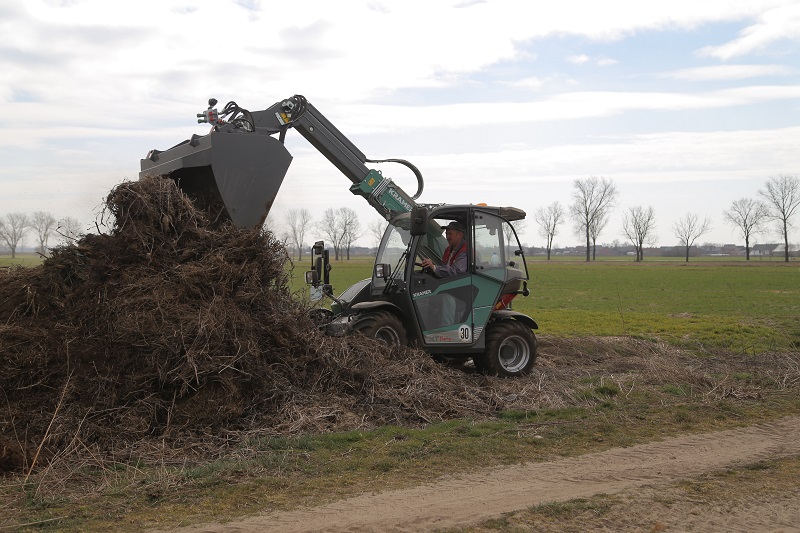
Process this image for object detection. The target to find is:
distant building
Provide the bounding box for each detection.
[772,244,800,258]
[750,244,794,258]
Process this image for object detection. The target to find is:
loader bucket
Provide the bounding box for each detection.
[140,131,293,228]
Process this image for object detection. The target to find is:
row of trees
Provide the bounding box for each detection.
[8,175,795,265]
[276,174,798,264]
[0,212,82,258]
[281,206,371,262]
[532,174,800,262]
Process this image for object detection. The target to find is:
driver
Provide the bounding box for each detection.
[420,221,467,277]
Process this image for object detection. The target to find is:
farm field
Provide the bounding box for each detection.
[0,253,44,268]
[3,249,799,532]
[292,255,799,352]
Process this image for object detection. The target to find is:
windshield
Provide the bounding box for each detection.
[376,219,411,277]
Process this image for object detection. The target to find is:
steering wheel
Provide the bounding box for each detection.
[414,262,436,277]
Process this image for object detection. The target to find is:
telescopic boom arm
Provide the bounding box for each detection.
[220,95,424,220]
[141,95,424,227]
[251,95,423,219]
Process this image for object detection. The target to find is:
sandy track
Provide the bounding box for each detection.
[160,417,800,532]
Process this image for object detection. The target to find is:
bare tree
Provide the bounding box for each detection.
[57,216,83,244]
[30,211,57,255]
[759,174,800,262]
[338,207,362,260]
[502,219,527,256]
[284,208,313,261]
[316,208,344,260]
[621,206,656,262]
[722,198,770,260]
[534,202,564,260]
[367,217,387,252]
[0,212,29,258]
[588,211,610,260]
[570,176,618,262]
[672,212,711,262]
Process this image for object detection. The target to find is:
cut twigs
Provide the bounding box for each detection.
[0,177,494,473]
[24,372,70,483]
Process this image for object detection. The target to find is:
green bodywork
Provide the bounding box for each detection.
[350,169,415,218]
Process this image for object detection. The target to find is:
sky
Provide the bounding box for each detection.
[1,0,799,250]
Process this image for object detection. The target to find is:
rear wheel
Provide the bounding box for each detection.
[350,310,408,346]
[479,320,537,377]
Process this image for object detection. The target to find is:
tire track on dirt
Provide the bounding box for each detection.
[158,416,800,533]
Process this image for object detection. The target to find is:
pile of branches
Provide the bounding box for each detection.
[0,177,500,474]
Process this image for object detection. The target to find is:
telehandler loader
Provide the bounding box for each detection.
[140,95,538,376]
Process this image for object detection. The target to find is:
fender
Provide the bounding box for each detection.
[490,309,538,330]
[324,301,404,337]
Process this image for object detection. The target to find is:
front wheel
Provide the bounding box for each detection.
[309,308,335,327]
[350,310,408,346]
[475,320,537,377]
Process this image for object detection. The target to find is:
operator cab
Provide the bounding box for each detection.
[372,204,530,349]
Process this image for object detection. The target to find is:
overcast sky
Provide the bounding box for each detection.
[2,0,799,249]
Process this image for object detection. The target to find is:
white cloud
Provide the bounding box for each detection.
[699,3,800,59]
[566,54,618,66]
[505,77,546,90]
[329,85,800,134]
[567,54,591,65]
[663,64,795,80]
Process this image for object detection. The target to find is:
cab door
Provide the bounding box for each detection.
[471,210,521,336]
[409,212,474,345]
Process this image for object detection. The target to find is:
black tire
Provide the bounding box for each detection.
[481,320,537,377]
[350,310,408,346]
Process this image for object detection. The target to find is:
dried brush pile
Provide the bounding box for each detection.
[0,177,501,474]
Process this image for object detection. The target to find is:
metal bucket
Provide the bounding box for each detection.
[140,131,293,227]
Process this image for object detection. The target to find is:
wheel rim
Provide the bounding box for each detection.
[374,325,401,345]
[497,334,531,373]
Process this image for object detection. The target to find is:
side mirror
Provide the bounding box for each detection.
[308,241,330,287]
[374,263,391,279]
[410,205,428,236]
[305,270,319,285]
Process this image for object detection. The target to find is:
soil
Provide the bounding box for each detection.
[156,416,800,532]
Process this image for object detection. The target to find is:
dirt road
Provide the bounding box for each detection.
[161,417,800,532]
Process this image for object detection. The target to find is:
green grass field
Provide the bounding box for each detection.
[288,255,799,352]
[0,254,44,267]
[8,252,797,352]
